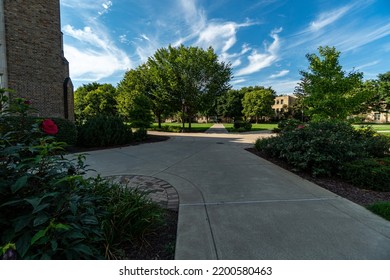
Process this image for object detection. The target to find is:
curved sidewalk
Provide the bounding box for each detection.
[82,130,390,259]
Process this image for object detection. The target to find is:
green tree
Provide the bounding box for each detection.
[217,89,244,122]
[242,87,276,123]
[74,83,118,122]
[116,89,153,128]
[296,46,368,120]
[146,45,232,129]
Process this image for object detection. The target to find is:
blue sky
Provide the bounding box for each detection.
[60,0,390,94]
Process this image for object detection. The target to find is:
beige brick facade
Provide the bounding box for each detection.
[272,95,297,115]
[1,0,74,120]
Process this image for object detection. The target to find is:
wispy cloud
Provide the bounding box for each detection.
[235,28,282,76]
[63,25,132,81]
[356,60,380,70]
[269,70,290,79]
[263,79,300,95]
[309,5,351,32]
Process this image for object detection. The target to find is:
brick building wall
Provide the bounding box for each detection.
[3,0,74,120]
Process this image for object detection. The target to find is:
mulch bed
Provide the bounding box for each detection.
[246,148,390,207]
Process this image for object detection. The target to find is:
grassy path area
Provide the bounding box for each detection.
[150,123,214,132]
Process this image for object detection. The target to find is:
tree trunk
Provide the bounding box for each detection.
[158,114,162,128]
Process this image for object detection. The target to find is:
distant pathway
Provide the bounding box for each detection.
[205,123,228,134]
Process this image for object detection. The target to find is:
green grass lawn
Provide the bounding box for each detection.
[223,123,277,131]
[150,122,214,132]
[353,124,390,132]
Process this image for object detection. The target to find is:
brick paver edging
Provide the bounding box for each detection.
[105,175,179,211]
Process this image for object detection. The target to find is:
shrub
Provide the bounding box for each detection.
[1,113,164,259]
[340,158,390,191]
[277,118,303,132]
[133,128,148,142]
[367,202,390,221]
[255,120,389,176]
[233,120,252,131]
[0,116,77,146]
[77,115,132,147]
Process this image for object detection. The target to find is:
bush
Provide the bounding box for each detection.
[255,120,389,176]
[341,158,390,191]
[133,128,148,142]
[77,115,132,147]
[0,116,77,146]
[1,109,164,259]
[277,118,303,132]
[367,202,390,221]
[233,120,252,131]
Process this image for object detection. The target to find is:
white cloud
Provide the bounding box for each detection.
[235,28,282,76]
[309,5,351,32]
[63,25,132,81]
[196,22,248,53]
[99,1,113,15]
[269,70,290,79]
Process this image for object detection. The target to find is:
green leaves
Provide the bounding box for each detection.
[296,46,367,120]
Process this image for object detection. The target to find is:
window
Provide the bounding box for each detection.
[281,99,284,105]
[276,100,279,104]
[374,113,381,121]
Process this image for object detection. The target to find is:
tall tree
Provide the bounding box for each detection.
[217,89,244,121]
[296,46,368,120]
[242,87,276,123]
[74,83,117,122]
[116,89,153,128]
[146,45,232,129]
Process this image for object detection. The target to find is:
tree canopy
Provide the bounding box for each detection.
[242,87,276,123]
[74,83,118,122]
[296,46,369,120]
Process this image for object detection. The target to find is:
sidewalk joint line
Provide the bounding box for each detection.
[181,197,339,207]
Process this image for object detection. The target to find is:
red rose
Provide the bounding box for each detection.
[41,119,58,135]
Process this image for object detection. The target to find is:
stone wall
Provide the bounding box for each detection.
[3,0,73,120]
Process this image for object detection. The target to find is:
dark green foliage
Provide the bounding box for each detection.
[277,119,303,132]
[77,115,132,147]
[1,100,166,259]
[94,180,164,259]
[233,120,252,131]
[341,158,390,191]
[74,83,118,123]
[0,116,77,146]
[367,202,390,221]
[133,128,148,142]
[255,120,390,176]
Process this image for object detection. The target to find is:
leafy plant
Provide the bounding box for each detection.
[233,120,252,131]
[341,158,390,191]
[255,120,390,176]
[1,92,167,260]
[77,115,132,147]
[93,179,164,259]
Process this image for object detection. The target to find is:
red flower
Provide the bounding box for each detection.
[41,119,58,135]
[24,100,32,105]
[297,125,306,129]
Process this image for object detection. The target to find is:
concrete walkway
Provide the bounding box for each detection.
[205,123,229,134]
[82,129,390,259]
